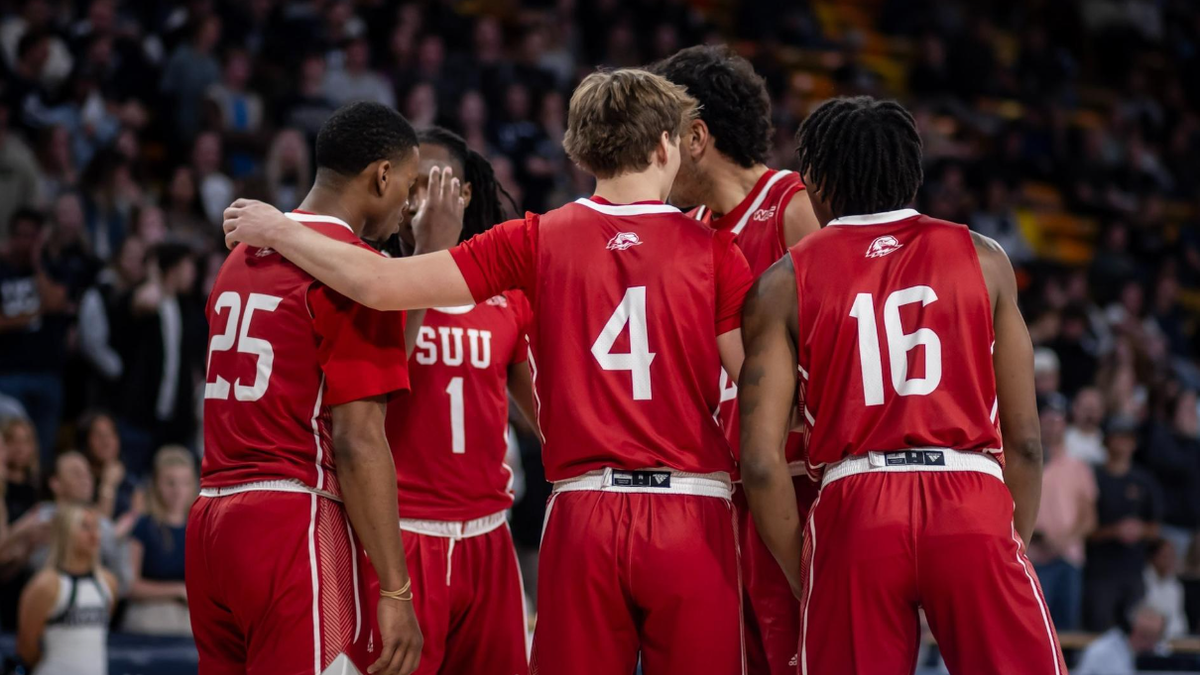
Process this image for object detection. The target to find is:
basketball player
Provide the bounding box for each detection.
[188,102,457,675]
[652,45,819,675]
[739,96,1067,675]
[381,127,535,675]
[222,68,753,675]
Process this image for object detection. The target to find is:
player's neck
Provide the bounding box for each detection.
[593,172,669,204]
[298,185,367,237]
[706,162,769,218]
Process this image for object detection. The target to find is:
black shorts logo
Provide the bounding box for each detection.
[883,451,945,467]
[611,470,672,488]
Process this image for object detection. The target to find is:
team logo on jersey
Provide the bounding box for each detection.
[485,295,508,307]
[751,205,777,222]
[254,247,276,258]
[866,235,903,258]
[606,232,643,251]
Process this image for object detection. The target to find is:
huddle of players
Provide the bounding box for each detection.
[196,44,1068,675]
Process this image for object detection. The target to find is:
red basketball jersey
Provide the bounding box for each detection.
[449,197,753,481]
[388,291,532,521]
[202,212,410,497]
[789,209,1003,478]
[691,169,807,465]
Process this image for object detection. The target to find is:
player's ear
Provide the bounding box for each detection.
[689,119,709,159]
[460,181,473,210]
[373,160,390,197]
[655,130,672,168]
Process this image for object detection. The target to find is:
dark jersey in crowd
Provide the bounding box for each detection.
[1087,464,1165,579]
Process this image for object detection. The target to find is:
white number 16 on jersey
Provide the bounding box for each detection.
[849,285,942,406]
[591,286,656,400]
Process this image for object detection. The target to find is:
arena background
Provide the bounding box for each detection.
[1,0,1200,673]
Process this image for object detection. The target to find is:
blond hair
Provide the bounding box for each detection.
[46,504,100,572]
[562,68,698,179]
[146,446,197,529]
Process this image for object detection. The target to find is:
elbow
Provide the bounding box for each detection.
[331,430,387,468]
[1007,437,1043,467]
[739,451,777,491]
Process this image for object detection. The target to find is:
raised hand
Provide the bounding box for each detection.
[411,166,465,254]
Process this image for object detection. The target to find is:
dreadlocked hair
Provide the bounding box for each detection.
[795,96,923,218]
[417,127,519,242]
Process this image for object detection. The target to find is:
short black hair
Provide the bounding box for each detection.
[795,96,924,218]
[153,242,193,275]
[9,208,46,232]
[418,127,518,242]
[650,45,772,168]
[315,102,417,177]
[17,30,49,62]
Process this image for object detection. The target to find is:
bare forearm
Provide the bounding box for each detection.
[1003,441,1042,545]
[337,441,409,590]
[742,464,804,593]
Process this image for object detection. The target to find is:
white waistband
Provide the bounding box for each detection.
[821,448,1004,488]
[198,479,342,502]
[553,468,732,499]
[399,511,507,539]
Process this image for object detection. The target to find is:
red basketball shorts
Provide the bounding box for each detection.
[799,449,1067,675]
[734,473,819,675]
[530,468,743,675]
[362,512,528,675]
[187,488,376,675]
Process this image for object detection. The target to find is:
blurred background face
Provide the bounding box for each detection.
[1105,431,1137,464]
[87,415,120,464]
[1152,540,1177,577]
[117,237,148,283]
[52,194,85,240]
[135,206,168,244]
[1040,408,1066,447]
[6,219,42,265]
[1130,609,1166,653]
[157,464,196,514]
[72,509,102,560]
[1072,388,1104,428]
[54,454,95,504]
[3,423,36,471]
[1174,390,1199,436]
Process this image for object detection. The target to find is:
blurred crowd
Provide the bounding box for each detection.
[0,0,1198,663]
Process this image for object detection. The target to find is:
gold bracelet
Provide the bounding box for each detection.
[380,579,413,601]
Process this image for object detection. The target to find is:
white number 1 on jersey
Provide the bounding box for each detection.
[591,286,656,400]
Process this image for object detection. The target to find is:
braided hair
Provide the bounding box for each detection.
[795,96,923,218]
[417,127,519,242]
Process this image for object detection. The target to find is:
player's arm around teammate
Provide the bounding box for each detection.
[737,257,804,598]
[974,232,1043,544]
[331,396,422,675]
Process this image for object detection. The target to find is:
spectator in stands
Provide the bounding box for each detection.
[205,47,266,179]
[0,209,71,468]
[279,53,337,146]
[16,504,116,675]
[78,235,144,406]
[77,411,140,533]
[1031,393,1097,632]
[114,243,204,473]
[264,129,311,213]
[161,166,209,244]
[0,102,40,240]
[1086,416,1166,632]
[322,36,395,108]
[1145,389,1200,560]
[970,178,1035,264]
[1034,347,1061,396]
[2,417,40,523]
[1144,538,1189,639]
[160,16,222,143]
[1075,604,1169,675]
[123,446,194,635]
[1066,386,1108,465]
[190,131,234,227]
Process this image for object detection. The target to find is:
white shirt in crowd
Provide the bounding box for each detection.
[1143,566,1189,640]
[1065,425,1107,465]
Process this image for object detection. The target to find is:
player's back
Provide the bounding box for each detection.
[789,209,1003,475]
[203,214,378,497]
[531,198,744,481]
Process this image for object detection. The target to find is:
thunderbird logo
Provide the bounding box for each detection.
[607,232,643,251]
[751,205,777,222]
[866,235,903,258]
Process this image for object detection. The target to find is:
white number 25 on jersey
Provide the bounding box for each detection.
[204,291,282,402]
[591,286,656,400]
